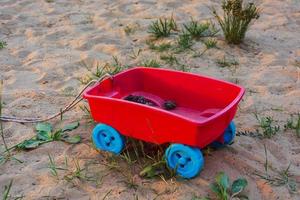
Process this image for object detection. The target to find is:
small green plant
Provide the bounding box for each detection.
[160,54,179,65]
[2,180,13,200]
[64,159,86,181]
[254,145,298,194]
[118,138,175,180]
[146,40,172,52]
[129,48,142,59]
[124,23,139,35]
[255,114,280,138]
[284,113,300,137]
[47,154,67,179]
[141,59,161,68]
[175,32,194,52]
[2,180,23,200]
[79,104,94,124]
[0,41,7,49]
[124,26,134,35]
[211,0,260,44]
[194,38,218,57]
[79,56,124,84]
[216,56,239,67]
[209,172,248,200]
[294,60,300,68]
[204,38,218,49]
[0,81,23,165]
[183,19,218,39]
[148,15,178,38]
[1,122,80,155]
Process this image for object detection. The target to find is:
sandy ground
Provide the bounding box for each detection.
[0,0,300,199]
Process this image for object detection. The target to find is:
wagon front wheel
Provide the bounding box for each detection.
[212,121,236,148]
[92,124,125,155]
[165,144,204,179]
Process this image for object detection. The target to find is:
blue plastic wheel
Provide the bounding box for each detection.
[92,124,125,155]
[165,144,204,179]
[211,121,236,148]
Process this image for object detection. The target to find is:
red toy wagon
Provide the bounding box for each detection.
[83,67,245,178]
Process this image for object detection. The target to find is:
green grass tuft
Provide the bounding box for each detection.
[203,38,218,49]
[284,113,300,137]
[175,32,194,52]
[0,41,7,49]
[211,0,260,44]
[183,19,218,39]
[216,56,239,67]
[141,59,161,68]
[148,15,178,38]
[255,114,280,138]
[160,54,179,65]
[146,40,172,52]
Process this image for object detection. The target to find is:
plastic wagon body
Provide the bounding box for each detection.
[83,67,244,148]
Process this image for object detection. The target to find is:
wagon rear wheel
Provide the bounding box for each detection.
[92,124,125,155]
[212,121,236,148]
[165,144,204,179]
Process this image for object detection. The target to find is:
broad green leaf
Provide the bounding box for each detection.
[231,178,248,194]
[36,123,52,134]
[62,122,80,132]
[17,139,41,149]
[61,135,81,144]
[37,131,51,141]
[287,180,298,193]
[210,183,222,195]
[139,161,166,178]
[216,171,230,189]
[51,130,62,141]
[0,155,6,165]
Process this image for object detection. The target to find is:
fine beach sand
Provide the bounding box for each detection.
[0,0,300,199]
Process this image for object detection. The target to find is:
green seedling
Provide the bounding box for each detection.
[129,48,142,59]
[294,60,300,68]
[139,160,176,179]
[254,145,298,194]
[211,0,260,44]
[47,154,67,178]
[194,38,218,57]
[204,38,218,49]
[79,104,94,124]
[0,81,23,165]
[209,172,248,200]
[2,180,13,200]
[0,41,7,49]
[1,180,23,200]
[146,40,172,52]
[255,114,280,138]
[160,54,179,65]
[1,122,80,154]
[216,56,239,67]
[148,15,178,38]
[64,159,86,181]
[141,59,161,68]
[79,56,124,84]
[284,113,300,137]
[124,24,139,35]
[175,32,194,53]
[183,19,218,39]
